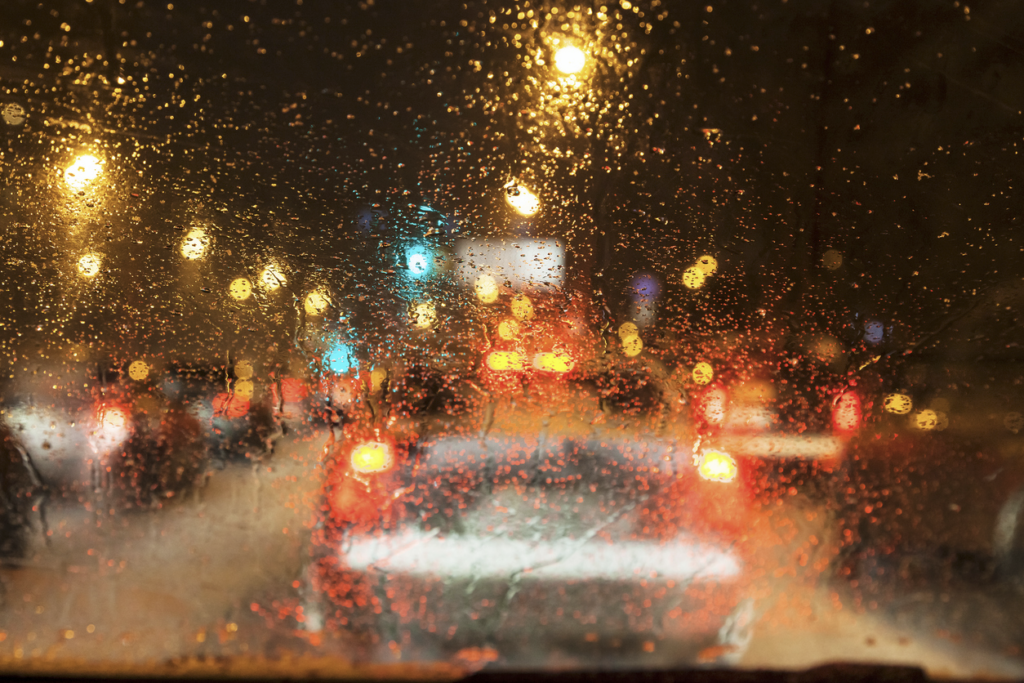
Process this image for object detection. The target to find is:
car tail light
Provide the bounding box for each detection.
[697,450,738,483]
[831,390,862,434]
[533,351,574,374]
[696,383,729,426]
[351,441,393,474]
[486,350,525,372]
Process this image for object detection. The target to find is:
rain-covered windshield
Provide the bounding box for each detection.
[0,0,1023,679]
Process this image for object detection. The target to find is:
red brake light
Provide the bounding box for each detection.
[832,391,862,434]
[697,383,729,426]
[351,441,393,474]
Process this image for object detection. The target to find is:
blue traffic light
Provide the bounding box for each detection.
[406,244,433,279]
[326,342,355,374]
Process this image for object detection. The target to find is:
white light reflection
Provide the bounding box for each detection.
[475,274,499,303]
[455,238,564,291]
[91,406,130,454]
[343,530,740,582]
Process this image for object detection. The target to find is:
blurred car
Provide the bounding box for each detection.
[3,362,213,509]
[302,373,760,667]
[0,421,38,561]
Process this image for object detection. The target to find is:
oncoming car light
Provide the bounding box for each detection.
[91,404,131,453]
[351,441,394,474]
[698,450,738,483]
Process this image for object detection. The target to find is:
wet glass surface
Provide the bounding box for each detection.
[1,0,1024,678]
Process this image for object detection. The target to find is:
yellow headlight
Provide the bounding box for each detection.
[692,362,714,385]
[698,450,738,483]
[351,441,393,474]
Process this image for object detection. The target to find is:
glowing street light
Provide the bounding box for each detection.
[475,274,499,304]
[411,301,438,329]
[128,361,150,381]
[622,335,643,357]
[234,360,255,380]
[692,362,714,386]
[498,318,521,340]
[304,290,331,316]
[912,409,938,431]
[697,450,738,483]
[682,266,706,290]
[554,45,586,74]
[883,393,913,415]
[260,263,286,291]
[181,228,209,260]
[64,155,103,191]
[351,441,394,474]
[695,255,718,276]
[511,293,535,321]
[505,181,540,216]
[405,244,434,279]
[822,249,843,270]
[234,380,255,398]
[228,277,253,301]
[77,252,102,278]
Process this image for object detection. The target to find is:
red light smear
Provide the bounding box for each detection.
[213,392,250,419]
[696,383,729,427]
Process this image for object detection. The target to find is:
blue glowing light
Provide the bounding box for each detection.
[406,245,432,278]
[629,273,661,303]
[326,343,355,374]
[864,320,885,345]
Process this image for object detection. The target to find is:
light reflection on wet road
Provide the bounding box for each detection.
[0,430,1020,679]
